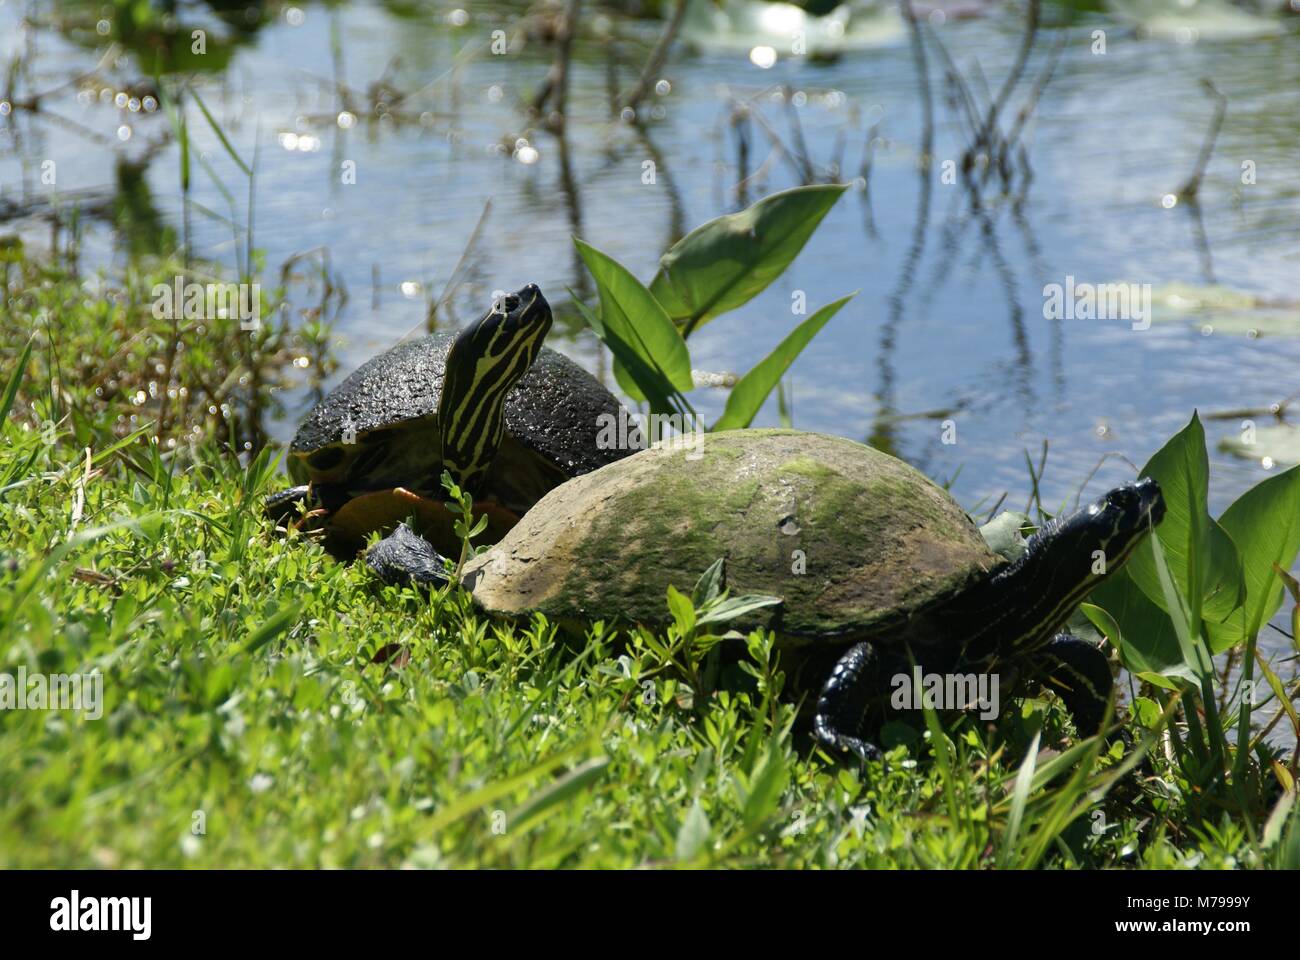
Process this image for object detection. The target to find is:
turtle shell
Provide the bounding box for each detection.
[290,332,629,512]
[461,429,1002,644]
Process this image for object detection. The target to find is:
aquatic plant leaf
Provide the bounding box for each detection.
[573,240,694,408]
[649,184,847,335]
[1145,281,1300,338]
[1105,0,1284,40]
[1123,412,1245,627]
[1148,528,1215,683]
[568,291,678,410]
[711,293,852,431]
[1206,464,1300,652]
[978,511,1031,562]
[1083,576,1199,688]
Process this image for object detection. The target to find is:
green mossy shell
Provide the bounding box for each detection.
[462,429,1000,643]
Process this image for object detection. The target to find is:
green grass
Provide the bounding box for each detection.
[1,252,1298,869]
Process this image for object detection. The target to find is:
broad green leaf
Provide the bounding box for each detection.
[1206,464,1300,651]
[1131,696,1162,728]
[1148,528,1214,684]
[571,292,679,409]
[649,184,848,335]
[573,239,693,406]
[666,584,696,635]
[697,593,783,627]
[711,293,854,431]
[978,510,1031,562]
[1083,575,1199,687]
[692,558,726,608]
[1124,412,1245,626]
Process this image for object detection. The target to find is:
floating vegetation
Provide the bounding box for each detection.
[1146,282,1300,338]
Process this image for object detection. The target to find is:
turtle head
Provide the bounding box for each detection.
[1027,477,1165,588]
[984,478,1164,653]
[438,284,554,495]
[486,283,551,344]
[456,283,553,379]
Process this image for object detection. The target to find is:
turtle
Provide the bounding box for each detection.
[265,284,631,555]
[365,429,1166,762]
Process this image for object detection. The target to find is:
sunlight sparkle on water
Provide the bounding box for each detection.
[279,132,321,152]
[758,4,802,35]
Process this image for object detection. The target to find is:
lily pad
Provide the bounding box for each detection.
[1147,282,1300,339]
[1220,424,1300,465]
[1105,0,1284,40]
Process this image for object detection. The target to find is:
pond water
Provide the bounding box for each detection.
[3,1,1299,651]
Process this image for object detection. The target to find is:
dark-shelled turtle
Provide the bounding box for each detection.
[266,284,631,554]
[366,429,1165,761]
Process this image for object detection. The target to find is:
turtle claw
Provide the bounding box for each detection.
[821,730,883,765]
[812,711,884,765]
[365,523,452,588]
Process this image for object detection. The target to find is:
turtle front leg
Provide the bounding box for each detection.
[813,642,885,763]
[1039,633,1113,736]
[365,523,453,588]
[264,485,314,524]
